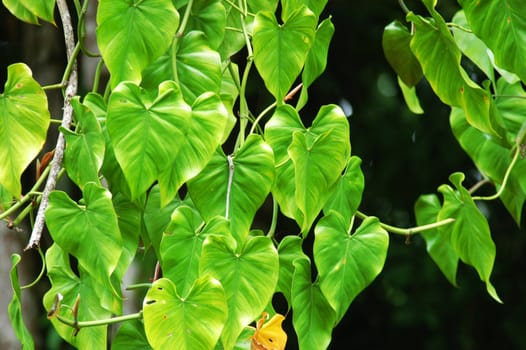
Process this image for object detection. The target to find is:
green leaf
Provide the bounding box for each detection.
[437,172,501,303]
[382,20,423,87]
[415,194,458,286]
[291,257,336,350]
[142,31,222,105]
[112,319,152,350]
[277,235,309,304]
[407,12,500,136]
[0,184,13,212]
[0,63,50,198]
[8,254,35,349]
[188,134,275,243]
[45,183,123,290]
[161,206,230,295]
[3,0,55,24]
[460,0,526,83]
[253,7,317,102]
[314,213,389,322]
[186,0,226,49]
[157,92,230,205]
[450,107,526,224]
[398,76,424,114]
[282,0,328,20]
[297,16,335,110]
[63,97,105,189]
[323,156,364,223]
[43,244,112,349]
[96,0,179,87]
[107,81,191,200]
[200,235,279,350]
[143,277,227,350]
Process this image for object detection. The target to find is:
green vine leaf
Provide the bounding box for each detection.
[0,63,50,198]
[314,213,389,322]
[112,319,152,350]
[8,254,35,349]
[253,6,317,103]
[107,81,191,200]
[96,0,179,87]
[188,134,275,243]
[438,172,502,303]
[200,235,279,350]
[143,277,227,350]
[291,257,336,350]
[277,235,309,305]
[3,0,55,24]
[186,0,226,50]
[282,0,328,20]
[45,183,123,291]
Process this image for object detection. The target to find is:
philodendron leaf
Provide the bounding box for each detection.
[112,319,152,350]
[408,12,501,136]
[43,244,113,349]
[107,81,191,200]
[314,213,389,322]
[45,183,122,291]
[281,0,328,20]
[160,206,230,296]
[291,257,336,350]
[382,20,423,87]
[277,235,309,304]
[438,172,501,303]
[0,63,50,198]
[398,76,424,114]
[96,0,179,87]
[188,134,275,243]
[253,6,317,102]
[186,0,226,49]
[8,254,35,349]
[200,235,279,350]
[415,194,458,286]
[63,97,105,189]
[3,0,55,24]
[460,0,526,83]
[143,277,227,350]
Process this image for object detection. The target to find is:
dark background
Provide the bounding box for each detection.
[1,1,525,349]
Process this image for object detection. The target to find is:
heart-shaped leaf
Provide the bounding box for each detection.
[96,0,179,87]
[0,63,50,198]
[186,0,226,49]
[106,81,191,200]
[314,213,389,322]
[200,235,279,350]
[188,134,275,243]
[277,235,309,304]
[143,277,227,350]
[253,6,317,102]
[3,0,55,24]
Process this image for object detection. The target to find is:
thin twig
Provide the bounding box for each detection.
[25,0,78,250]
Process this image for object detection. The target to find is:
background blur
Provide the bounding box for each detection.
[1,1,525,349]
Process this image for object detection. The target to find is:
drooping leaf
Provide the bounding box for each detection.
[460,0,526,83]
[63,97,105,189]
[112,318,152,350]
[43,244,113,349]
[297,16,335,110]
[437,172,501,303]
[106,81,191,200]
[3,0,55,24]
[314,213,389,322]
[200,235,279,350]
[253,7,317,102]
[0,63,50,198]
[291,257,336,350]
[158,92,230,205]
[8,254,35,349]
[186,0,226,49]
[398,76,424,114]
[143,277,227,350]
[2,0,38,23]
[277,235,309,304]
[251,312,287,350]
[382,20,423,87]
[415,194,458,286]
[96,0,179,87]
[188,134,275,243]
[45,183,123,290]
[160,206,230,295]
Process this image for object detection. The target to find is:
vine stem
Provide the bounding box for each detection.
[225,155,235,219]
[25,0,78,250]
[55,311,143,329]
[355,210,455,235]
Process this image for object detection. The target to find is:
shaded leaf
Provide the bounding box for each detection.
[112,319,152,350]
[277,235,309,304]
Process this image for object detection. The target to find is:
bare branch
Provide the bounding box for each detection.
[25,0,78,250]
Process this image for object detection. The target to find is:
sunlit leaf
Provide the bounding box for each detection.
[3,0,55,24]
[0,63,50,198]
[200,235,279,350]
[277,236,309,304]
[186,0,226,49]
[251,312,287,350]
[143,277,227,350]
[112,318,152,350]
[314,213,389,322]
[96,0,179,87]
[398,77,424,114]
[281,0,327,20]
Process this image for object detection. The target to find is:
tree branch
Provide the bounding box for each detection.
[25,0,78,250]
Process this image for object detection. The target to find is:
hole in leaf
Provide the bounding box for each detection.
[145,299,156,305]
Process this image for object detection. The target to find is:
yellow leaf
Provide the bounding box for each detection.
[251,312,287,350]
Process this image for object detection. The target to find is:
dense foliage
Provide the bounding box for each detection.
[1,0,525,348]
